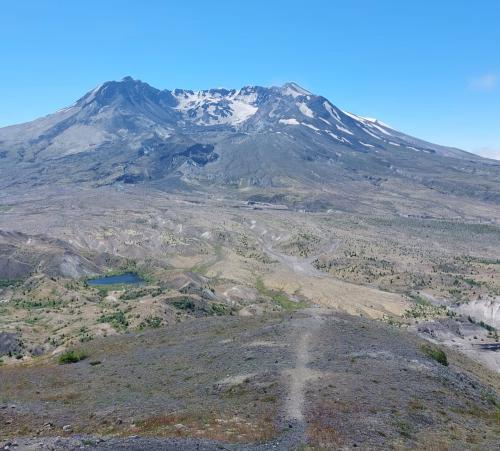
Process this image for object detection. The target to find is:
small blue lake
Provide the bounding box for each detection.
[87,272,144,286]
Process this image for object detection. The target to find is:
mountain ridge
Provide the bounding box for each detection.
[0,76,477,158]
[0,77,499,207]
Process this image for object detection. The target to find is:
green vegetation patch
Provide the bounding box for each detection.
[403,296,447,319]
[138,315,163,329]
[58,349,88,364]
[381,315,403,327]
[98,310,129,330]
[25,315,41,325]
[170,297,195,311]
[12,298,68,310]
[421,343,448,366]
[394,419,414,438]
[169,297,233,316]
[460,256,500,265]
[407,293,431,306]
[255,277,307,311]
[281,232,321,257]
[468,316,497,338]
[207,302,232,315]
[0,279,23,288]
[78,326,93,343]
[121,287,163,300]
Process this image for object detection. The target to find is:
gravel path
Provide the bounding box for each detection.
[284,309,326,423]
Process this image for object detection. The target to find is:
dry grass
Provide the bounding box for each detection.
[134,411,277,443]
[307,421,346,448]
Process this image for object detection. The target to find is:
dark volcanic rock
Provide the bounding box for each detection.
[0,332,22,357]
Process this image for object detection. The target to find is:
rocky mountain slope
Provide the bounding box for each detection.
[1,77,499,205]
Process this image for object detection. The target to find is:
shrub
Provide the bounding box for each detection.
[58,349,88,364]
[403,304,447,320]
[208,303,232,316]
[407,293,430,306]
[0,279,22,288]
[170,298,196,311]
[394,420,413,438]
[98,310,129,330]
[421,344,448,366]
[138,315,163,329]
[121,287,163,300]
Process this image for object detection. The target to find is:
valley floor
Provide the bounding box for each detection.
[0,186,499,449]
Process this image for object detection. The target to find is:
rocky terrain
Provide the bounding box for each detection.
[0,79,499,449]
[1,309,499,449]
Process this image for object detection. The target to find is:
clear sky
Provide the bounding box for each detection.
[1,0,499,159]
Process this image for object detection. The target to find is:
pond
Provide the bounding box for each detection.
[87,272,144,286]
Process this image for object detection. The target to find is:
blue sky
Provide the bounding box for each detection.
[1,0,499,159]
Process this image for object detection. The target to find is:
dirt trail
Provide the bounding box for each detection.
[247,218,340,278]
[280,308,327,443]
[262,241,326,277]
[285,331,312,421]
[264,236,341,278]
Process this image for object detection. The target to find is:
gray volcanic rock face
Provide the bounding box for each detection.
[0,77,499,203]
[0,331,22,357]
[0,230,105,279]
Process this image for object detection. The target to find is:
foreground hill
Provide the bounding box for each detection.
[0,77,499,208]
[1,309,499,449]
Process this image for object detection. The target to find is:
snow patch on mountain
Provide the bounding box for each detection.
[341,110,395,138]
[366,122,393,136]
[336,125,354,136]
[302,123,320,131]
[324,101,341,122]
[362,128,383,140]
[298,103,314,118]
[279,118,300,125]
[282,82,312,98]
[360,116,394,129]
[326,131,341,141]
[173,89,258,125]
[228,100,259,124]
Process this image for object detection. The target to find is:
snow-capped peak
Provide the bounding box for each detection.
[281,82,312,98]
